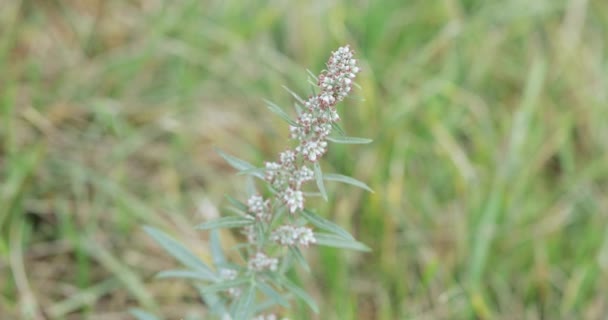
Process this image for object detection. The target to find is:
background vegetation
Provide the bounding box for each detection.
[2,0,608,319]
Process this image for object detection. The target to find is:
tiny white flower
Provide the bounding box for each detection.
[281,188,304,213]
[271,225,316,247]
[248,252,278,272]
[247,195,270,221]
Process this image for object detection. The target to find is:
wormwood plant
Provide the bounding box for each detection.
[135,46,371,320]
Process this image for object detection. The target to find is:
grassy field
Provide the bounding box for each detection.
[2,0,608,319]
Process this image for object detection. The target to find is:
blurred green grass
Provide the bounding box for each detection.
[1,0,608,319]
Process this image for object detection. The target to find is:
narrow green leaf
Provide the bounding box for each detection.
[225,195,248,212]
[294,102,303,114]
[276,275,319,313]
[282,85,306,104]
[199,278,249,295]
[255,222,265,248]
[326,136,373,144]
[129,309,162,320]
[253,299,281,314]
[314,162,327,201]
[331,122,346,135]
[223,195,251,217]
[156,269,215,281]
[215,148,257,172]
[306,69,319,82]
[323,173,374,192]
[232,282,255,320]
[314,233,371,252]
[236,167,266,179]
[143,226,216,281]
[288,246,311,273]
[196,216,254,230]
[209,229,226,266]
[196,284,228,316]
[302,209,354,240]
[264,100,297,126]
[258,281,289,307]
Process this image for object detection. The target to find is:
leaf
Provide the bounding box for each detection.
[275,275,319,314]
[224,194,249,216]
[314,162,327,201]
[209,229,226,266]
[314,233,371,252]
[326,136,373,144]
[143,226,216,281]
[199,278,250,295]
[232,282,256,320]
[253,299,281,314]
[236,167,266,179]
[301,209,354,241]
[255,222,265,248]
[196,216,254,230]
[331,122,345,135]
[156,269,215,281]
[215,148,258,173]
[282,85,306,105]
[323,173,374,192]
[288,245,311,273]
[258,281,289,307]
[306,69,319,82]
[196,284,229,317]
[129,309,162,320]
[264,100,297,126]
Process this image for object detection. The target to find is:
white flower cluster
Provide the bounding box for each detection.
[281,187,304,213]
[270,225,316,247]
[248,252,278,272]
[242,225,256,244]
[320,46,359,104]
[235,46,360,310]
[265,45,360,215]
[247,194,271,221]
[219,268,240,297]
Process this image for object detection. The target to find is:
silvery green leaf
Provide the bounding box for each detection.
[323,173,374,192]
[255,222,265,247]
[129,309,162,320]
[224,195,249,217]
[196,284,228,316]
[245,177,257,195]
[331,122,346,135]
[232,282,255,320]
[209,229,226,266]
[225,195,248,211]
[258,281,289,307]
[215,148,257,172]
[253,299,280,313]
[196,216,254,230]
[314,233,371,252]
[294,102,303,114]
[288,245,311,273]
[274,275,319,314]
[301,209,354,240]
[282,85,306,104]
[264,100,298,126]
[156,269,215,281]
[199,278,249,295]
[143,226,216,280]
[306,69,319,82]
[314,162,327,201]
[326,136,373,144]
[236,167,265,179]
